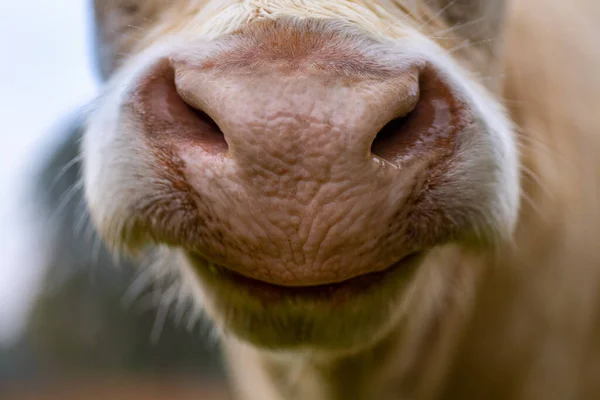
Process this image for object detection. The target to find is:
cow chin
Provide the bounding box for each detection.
[83,18,519,353]
[183,251,423,352]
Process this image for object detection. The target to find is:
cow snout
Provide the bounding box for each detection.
[124,26,466,287]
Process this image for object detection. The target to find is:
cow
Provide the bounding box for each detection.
[73,0,600,399]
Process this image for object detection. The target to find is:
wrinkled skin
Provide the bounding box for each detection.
[80,1,600,399]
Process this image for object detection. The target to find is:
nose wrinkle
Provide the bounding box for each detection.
[210,81,392,269]
[235,116,338,267]
[224,90,366,160]
[166,59,427,284]
[230,116,360,274]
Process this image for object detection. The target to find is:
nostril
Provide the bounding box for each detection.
[371,69,459,166]
[132,60,228,154]
[174,77,229,153]
[370,75,422,165]
[184,103,229,152]
[370,105,417,165]
[189,107,222,134]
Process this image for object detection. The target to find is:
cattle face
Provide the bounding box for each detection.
[84,0,518,357]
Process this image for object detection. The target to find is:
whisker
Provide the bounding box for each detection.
[53,180,84,221]
[49,154,83,190]
[419,0,458,31]
[519,190,549,223]
[73,197,91,236]
[150,284,179,344]
[430,16,486,38]
[122,267,155,309]
[449,38,494,55]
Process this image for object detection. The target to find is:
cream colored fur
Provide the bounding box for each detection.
[438,1,600,399]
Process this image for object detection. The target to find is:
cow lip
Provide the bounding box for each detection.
[190,252,422,302]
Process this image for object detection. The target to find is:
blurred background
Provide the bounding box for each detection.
[0,1,227,398]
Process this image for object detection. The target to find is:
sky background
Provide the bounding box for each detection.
[0,0,99,345]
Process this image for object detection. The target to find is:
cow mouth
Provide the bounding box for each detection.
[189,252,423,304]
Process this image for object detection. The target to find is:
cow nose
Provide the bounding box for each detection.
[130,56,441,286]
[169,62,420,169]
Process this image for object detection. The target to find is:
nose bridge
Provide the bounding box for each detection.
[242,78,360,157]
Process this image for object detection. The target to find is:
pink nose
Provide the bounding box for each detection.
[129,25,462,287]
